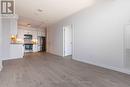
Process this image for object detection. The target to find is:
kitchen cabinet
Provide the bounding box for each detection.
[41,32,45,36]
[33,45,38,52]
[37,31,41,36]
[17,28,46,53]
[31,31,37,39]
[10,44,24,59]
[18,29,38,39]
[17,29,24,39]
[23,30,30,34]
[37,31,45,37]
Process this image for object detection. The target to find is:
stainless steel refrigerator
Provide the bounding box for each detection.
[37,36,46,52]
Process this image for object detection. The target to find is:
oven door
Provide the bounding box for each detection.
[24,44,33,51]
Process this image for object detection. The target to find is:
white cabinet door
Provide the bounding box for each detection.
[37,45,41,51]
[31,31,37,39]
[41,32,45,36]
[37,31,45,37]
[37,31,41,36]
[17,29,24,39]
[24,30,30,34]
[10,44,24,59]
[33,45,38,52]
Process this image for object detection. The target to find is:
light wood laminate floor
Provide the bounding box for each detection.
[0,52,130,87]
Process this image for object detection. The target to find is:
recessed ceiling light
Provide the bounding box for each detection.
[37,9,43,12]
[27,24,31,27]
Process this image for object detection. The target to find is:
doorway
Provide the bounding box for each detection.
[63,24,73,57]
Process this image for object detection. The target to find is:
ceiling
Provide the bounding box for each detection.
[16,0,95,28]
[18,16,46,29]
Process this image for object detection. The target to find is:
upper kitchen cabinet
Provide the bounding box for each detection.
[24,30,32,35]
[17,29,38,39]
[17,29,24,39]
[31,31,37,39]
[18,26,46,38]
[37,31,45,37]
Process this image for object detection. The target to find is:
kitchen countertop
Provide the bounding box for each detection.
[10,43,24,45]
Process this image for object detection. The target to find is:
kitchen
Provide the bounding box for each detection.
[17,26,46,53]
[1,15,46,61]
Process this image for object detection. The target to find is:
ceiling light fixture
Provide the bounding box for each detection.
[37,9,43,12]
[27,24,31,27]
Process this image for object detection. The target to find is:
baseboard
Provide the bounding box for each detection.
[73,58,130,75]
[1,57,23,61]
[47,51,63,57]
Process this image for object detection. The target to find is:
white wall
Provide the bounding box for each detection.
[47,0,130,74]
[125,25,130,49]
[0,15,3,71]
[1,16,18,60]
[124,25,130,68]
[1,19,11,60]
[0,17,2,59]
[47,25,63,56]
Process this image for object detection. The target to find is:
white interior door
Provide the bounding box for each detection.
[63,25,72,56]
